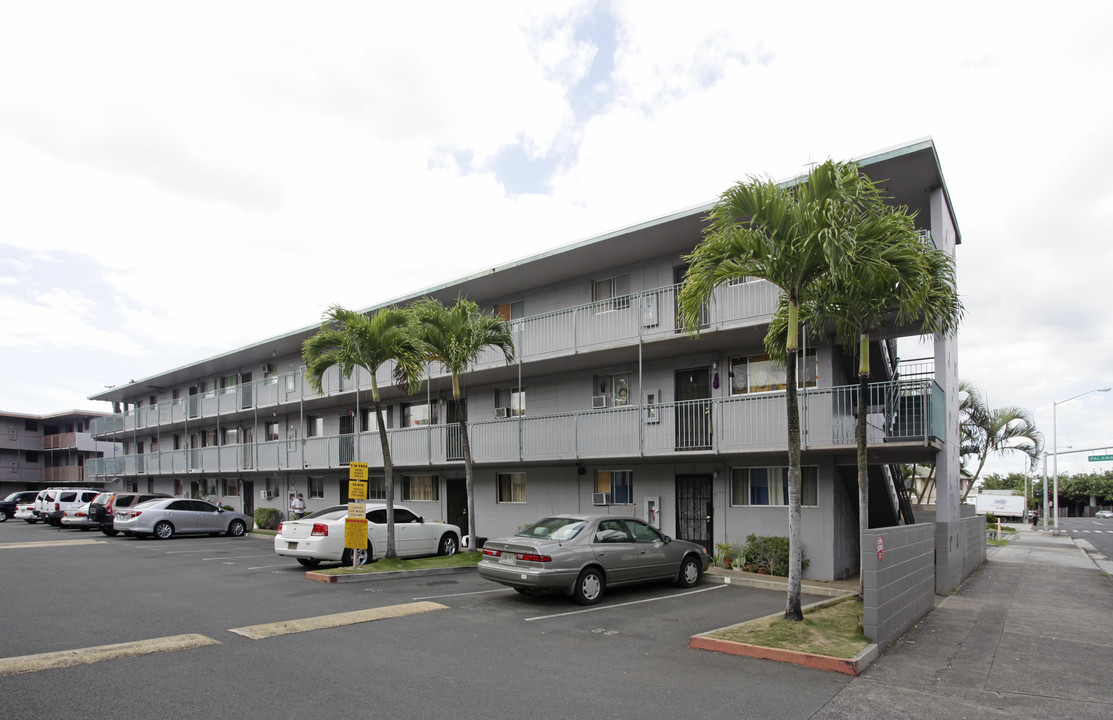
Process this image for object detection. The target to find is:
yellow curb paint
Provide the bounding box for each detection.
[228,601,448,640]
[0,539,108,550]
[0,634,221,677]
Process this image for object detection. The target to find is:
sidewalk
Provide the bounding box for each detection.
[812,524,1113,720]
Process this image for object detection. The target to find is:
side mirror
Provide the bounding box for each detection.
[419,516,425,523]
[662,535,672,543]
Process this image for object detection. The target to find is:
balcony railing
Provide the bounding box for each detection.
[90,280,781,439]
[86,378,942,478]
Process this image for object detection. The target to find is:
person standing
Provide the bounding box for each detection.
[291,493,306,519]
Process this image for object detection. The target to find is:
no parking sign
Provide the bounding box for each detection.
[877,535,884,561]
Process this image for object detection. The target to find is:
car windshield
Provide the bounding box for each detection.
[516,517,586,541]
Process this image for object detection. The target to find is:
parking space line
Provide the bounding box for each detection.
[0,634,221,677]
[201,554,278,561]
[413,587,515,600]
[228,601,448,640]
[0,539,108,550]
[247,563,298,570]
[524,585,727,622]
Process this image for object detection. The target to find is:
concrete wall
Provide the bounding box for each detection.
[862,523,936,650]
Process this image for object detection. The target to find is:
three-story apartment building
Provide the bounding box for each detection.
[87,139,961,581]
[1,410,117,497]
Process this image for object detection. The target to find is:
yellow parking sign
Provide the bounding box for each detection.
[349,462,368,481]
[348,481,367,500]
[345,518,368,550]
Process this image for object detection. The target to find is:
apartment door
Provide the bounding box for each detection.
[675,368,712,450]
[242,480,254,517]
[675,474,713,555]
[339,414,355,465]
[446,400,465,462]
[188,386,199,418]
[446,477,467,539]
[240,372,253,409]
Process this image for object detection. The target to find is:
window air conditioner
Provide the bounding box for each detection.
[494,407,509,419]
[591,395,607,409]
[592,492,611,506]
[260,490,275,499]
[261,363,273,374]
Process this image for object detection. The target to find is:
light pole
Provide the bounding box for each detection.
[1052,387,1111,533]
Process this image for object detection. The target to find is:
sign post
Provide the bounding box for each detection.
[346,462,371,567]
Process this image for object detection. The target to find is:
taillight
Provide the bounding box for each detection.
[55,503,60,511]
[276,522,284,533]
[311,523,328,536]
[482,548,500,557]
[129,511,142,519]
[516,553,551,563]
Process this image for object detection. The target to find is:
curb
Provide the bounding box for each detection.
[305,565,478,583]
[703,569,857,598]
[689,633,879,676]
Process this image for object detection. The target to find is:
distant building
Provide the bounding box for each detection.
[86,139,962,582]
[1,410,118,496]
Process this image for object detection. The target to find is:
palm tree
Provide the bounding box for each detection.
[959,380,1043,501]
[302,305,424,559]
[412,297,515,552]
[678,159,882,621]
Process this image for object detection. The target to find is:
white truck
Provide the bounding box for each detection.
[974,492,1027,521]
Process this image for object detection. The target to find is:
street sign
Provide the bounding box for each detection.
[349,461,369,481]
[1088,454,1113,462]
[348,502,366,519]
[348,480,367,500]
[345,518,368,550]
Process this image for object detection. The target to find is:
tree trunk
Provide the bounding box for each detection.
[857,370,869,600]
[371,379,397,559]
[784,338,804,622]
[455,377,478,553]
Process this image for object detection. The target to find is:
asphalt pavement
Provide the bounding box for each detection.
[811,523,1113,719]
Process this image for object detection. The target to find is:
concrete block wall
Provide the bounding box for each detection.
[862,523,936,650]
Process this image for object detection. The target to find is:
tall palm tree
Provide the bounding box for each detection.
[411,297,515,552]
[771,224,963,598]
[679,160,881,621]
[302,305,424,559]
[959,380,1042,501]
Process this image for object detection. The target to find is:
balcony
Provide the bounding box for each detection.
[85,378,943,478]
[89,280,781,439]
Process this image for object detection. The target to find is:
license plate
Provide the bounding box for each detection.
[499,552,516,565]
[287,542,298,550]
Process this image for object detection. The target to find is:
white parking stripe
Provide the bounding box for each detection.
[0,539,107,550]
[413,587,515,600]
[0,634,220,677]
[201,554,277,560]
[524,584,727,622]
[228,601,448,639]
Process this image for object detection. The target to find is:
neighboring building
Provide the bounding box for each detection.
[1,410,118,497]
[86,139,962,583]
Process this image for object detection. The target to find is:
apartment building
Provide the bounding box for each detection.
[1,410,118,497]
[86,139,961,582]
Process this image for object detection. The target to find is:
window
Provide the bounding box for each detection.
[495,388,525,417]
[593,372,632,406]
[221,427,239,445]
[125,479,138,492]
[403,474,438,501]
[308,476,324,499]
[204,478,218,497]
[264,422,280,442]
[592,274,630,312]
[595,470,633,504]
[403,402,438,427]
[625,518,664,543]
[366,476,387,500]
[495,301,524,321]
[593,519,630,543]
[220,374,237,393]
[362,406,393,432]
[730,466,818,507]
[221,478,240,497]
[306,416,324,438]
[729,350,817,394]
[497,473,526,503]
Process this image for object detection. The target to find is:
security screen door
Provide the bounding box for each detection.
[675,475,713,555]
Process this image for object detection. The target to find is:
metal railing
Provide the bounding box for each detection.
[86,377,941,478]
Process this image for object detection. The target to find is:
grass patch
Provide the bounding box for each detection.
[707,598,869,659]
[986,538,1008,547]
[319,551,482,576]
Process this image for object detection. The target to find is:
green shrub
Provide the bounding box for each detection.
[742,534,808,576]
[254,507,281,530]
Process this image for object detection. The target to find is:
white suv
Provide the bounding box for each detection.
[35,487,102,526]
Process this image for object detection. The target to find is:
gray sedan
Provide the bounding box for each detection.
[114,498,251,539]
[478,514,711,605]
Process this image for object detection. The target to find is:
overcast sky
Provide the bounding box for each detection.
[2,1,1111,477]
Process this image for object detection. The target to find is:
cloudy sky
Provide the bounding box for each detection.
[2,1,1111,477]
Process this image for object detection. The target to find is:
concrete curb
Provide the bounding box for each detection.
[305,564,478,583]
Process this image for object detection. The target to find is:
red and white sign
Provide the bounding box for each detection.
[876,535,884,561]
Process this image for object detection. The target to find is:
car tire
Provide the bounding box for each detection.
[676,555,702,588]
[102,529,118,537]
[438,533,458,556]
[296,558,321,568]
[227,520,246,537]
[154,521,174,540]
[341,540,373,567]
[0,510,8,522]
[573,567,605,605]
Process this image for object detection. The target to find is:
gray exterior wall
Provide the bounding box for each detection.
[862,523,936,649]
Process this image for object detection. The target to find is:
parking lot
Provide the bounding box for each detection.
[0,519,849,719]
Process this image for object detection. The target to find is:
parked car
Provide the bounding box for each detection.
[114,498,250,539]
[39,488,102,526]
[1096,510,1113,519]
[478,514,711,605]
[274,503,461,568]
[6,491,40,522]
[0,491,37,522]
[60,502,98,529]
[88,492,172,535]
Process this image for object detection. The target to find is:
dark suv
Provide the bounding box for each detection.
[89,492,172,536]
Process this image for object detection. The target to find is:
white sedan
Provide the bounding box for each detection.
[274,503,461,568]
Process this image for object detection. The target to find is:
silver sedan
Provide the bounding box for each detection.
[478,514,711,605]
[114,498,251,539]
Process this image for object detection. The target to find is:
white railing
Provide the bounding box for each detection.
[86,378,941,478]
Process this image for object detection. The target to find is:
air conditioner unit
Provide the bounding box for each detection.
[260,490,275,499]
[591,395,607,409]
[494,407,509,419]
[592,492,611,506]
[261,363,273,374]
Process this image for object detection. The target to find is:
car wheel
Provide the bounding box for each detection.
[676,555,701,588]
[341,540,373,567]
[102,529,119,537]
[438,533,458,556]
[573,567,605,605]
[121,531,135,537]
[227,520,246,537]
[296,558,321,568]
[0,510,8,522]
[154,521,174,540]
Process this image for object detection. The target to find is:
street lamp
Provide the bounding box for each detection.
[1052,387,1111,533]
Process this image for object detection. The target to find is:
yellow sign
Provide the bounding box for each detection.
[344,518,368,549]
[348,502,366,519]
[349,462,369,481]
[348,481,368,500]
